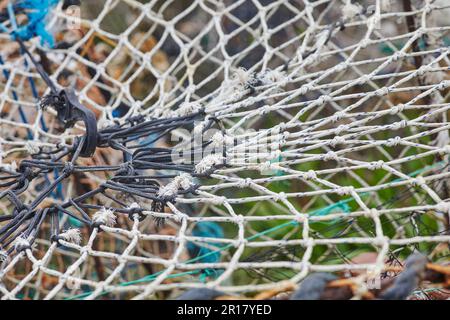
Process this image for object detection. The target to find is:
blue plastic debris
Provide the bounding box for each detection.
[2,0,60,47]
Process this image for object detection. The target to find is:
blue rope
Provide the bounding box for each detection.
[0,1,59,47]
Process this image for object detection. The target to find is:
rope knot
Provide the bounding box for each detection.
[158,173,195,199]
[336,186,353,196]
[392,120,407,130]
[117,162,134,176]
[335,124,349,135]
[330,136,345,147]
[412,176,426,187]
[390,103,405,115]
[19,166,34,181]
[342,1,360,20]
[331,111,345,122]
[25,141,40,155]
[277,191,287,201]
[369,160,384,170]
[92,207,116,228]
[127,202,145,221]
[305,170,317,180]
[299,84,312,95]
[238,178,252,188]
[435,202,450,214]
[195,154,225,174]
[375,87,389,96]
[0,250,8,262]
[211,196,226,205]
[63,162,75,175]
[211,132,234,148]
[317,95,331,105]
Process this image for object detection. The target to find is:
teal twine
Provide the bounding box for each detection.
[4,0,59,47]
[65,160,447,300]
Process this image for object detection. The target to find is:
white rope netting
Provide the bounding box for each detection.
[0,0,449,300]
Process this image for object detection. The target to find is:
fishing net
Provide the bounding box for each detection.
[0,0,449,300]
